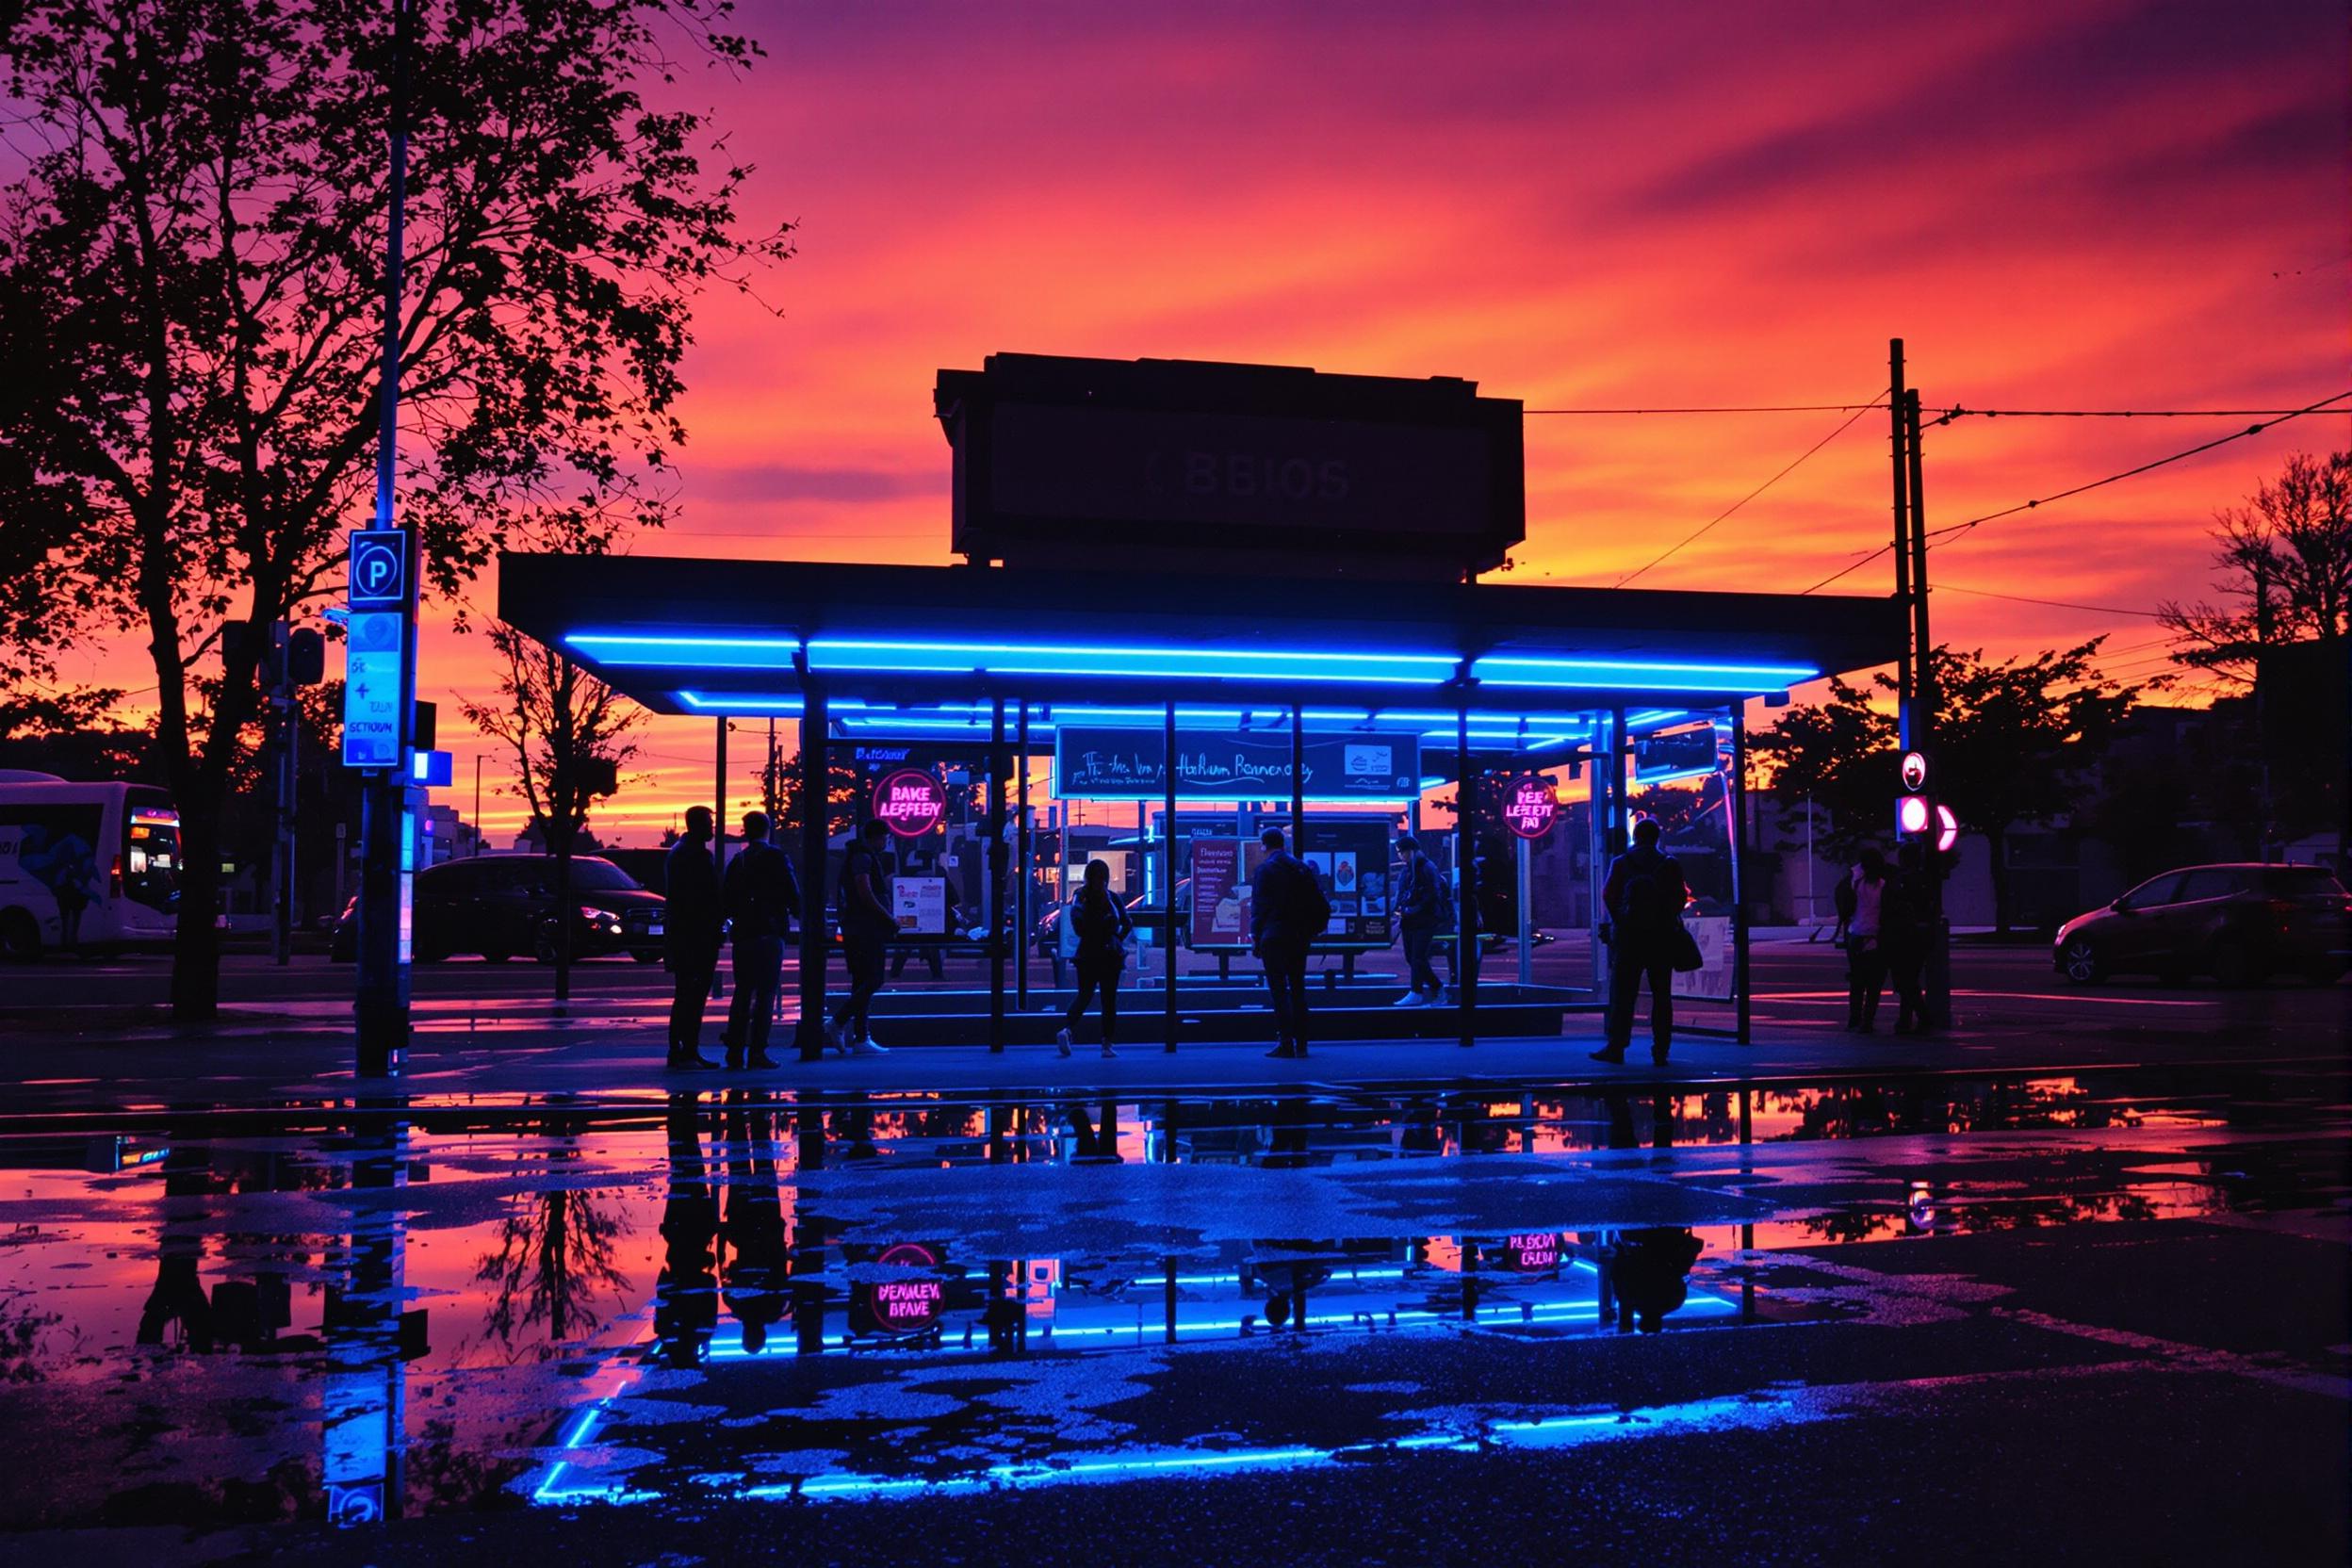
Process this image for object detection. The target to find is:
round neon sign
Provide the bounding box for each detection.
[868,1242,946,1333]
[872,768,947,838]
[1501,776,1558,840]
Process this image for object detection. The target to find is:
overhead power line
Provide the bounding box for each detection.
[1935,584,2167,619]
[1799,388,2352,594]
[1940,406,2337,419]
[1524,402,1885,415]
[1613,390,1886,588]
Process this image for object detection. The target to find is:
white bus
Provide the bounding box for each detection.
[0,773,182,957]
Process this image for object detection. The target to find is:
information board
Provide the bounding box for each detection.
[1671,915,1735,1001]
[892,875,950,936]
[342,611,405,769]
[1054,727,1419,801]
[1189,820,1395,950]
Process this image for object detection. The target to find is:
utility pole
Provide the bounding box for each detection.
[471,754,482,856]
[1889,340,1912,713]
[1904,386,1951,1028]
[353,0,418,1078]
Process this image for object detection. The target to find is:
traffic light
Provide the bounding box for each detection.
[286,627,326,685]
[1896,748,1934,841]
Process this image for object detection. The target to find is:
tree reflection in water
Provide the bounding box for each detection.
[472,1144,634,1355]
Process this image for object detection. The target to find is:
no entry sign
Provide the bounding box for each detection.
[872,768,947,838]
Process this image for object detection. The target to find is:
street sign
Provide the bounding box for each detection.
[1501,775,1558,839]
[408,749,452,788]
[342,612,405,769]
[1901,750,1928,792]
[347,530,411,612]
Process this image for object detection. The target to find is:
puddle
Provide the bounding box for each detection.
[0,1067,2342,1528]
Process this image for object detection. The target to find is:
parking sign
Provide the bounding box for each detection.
[348,531,410,612]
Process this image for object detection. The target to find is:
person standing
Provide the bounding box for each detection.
[720,810,801,1070]
[662,806,723,1070]
[828,819,895,1055]
[1885,843,1932,1034]
[1839,847,1890,1033]
[1251,827,1329,1059]
[1390,834,1445,1006]
[1592,817,1688,1065]
[1055,858,1132,1058]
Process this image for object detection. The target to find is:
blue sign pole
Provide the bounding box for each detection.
[351,0,417,1082]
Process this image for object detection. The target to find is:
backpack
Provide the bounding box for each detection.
[1298,863,1332,939]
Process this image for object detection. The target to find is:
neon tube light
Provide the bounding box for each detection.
[568,633,801,669]
[807,638,1458,685]
[1472,657,1815,691]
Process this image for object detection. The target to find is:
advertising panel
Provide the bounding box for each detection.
[1189,837,1245,947]
[892,875,949,936]
[1054,727,1419,801]
[1191,819,1395,950]
[341,611,405,769]
[1671,915,1735,1001]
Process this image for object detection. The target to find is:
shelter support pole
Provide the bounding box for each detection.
[1016,702,1030,1009]
[1516,832,1533,987]
[1729,709,1751,1046]
[1164,699,1179,1053]
[1288,704,1305,843]
[713,717,728,881]
[792,686,829,1060]
[1456,690,1475,1049]
[988,698,1007,1054]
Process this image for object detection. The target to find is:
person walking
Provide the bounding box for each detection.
[719,810,801,1070]
[828,819,895,1055]
[1055,858,1132,1058]
[1390,833,1445,1006]
[662,806,723,1070]
[1886,843,1933,1034]
[1592,817,1689,1065]
[1251,827,1329,1059]
[1838,847,1890,1033]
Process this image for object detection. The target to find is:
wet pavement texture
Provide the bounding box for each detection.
[0,1065,2344,1563]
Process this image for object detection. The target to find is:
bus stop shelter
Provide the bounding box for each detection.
[497,551,1904,1056]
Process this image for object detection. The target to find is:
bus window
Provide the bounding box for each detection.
[123,791,181,913]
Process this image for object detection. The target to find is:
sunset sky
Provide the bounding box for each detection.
[62,0,2352,843]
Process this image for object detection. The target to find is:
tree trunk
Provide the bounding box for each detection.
[170,806,223,1021]
[1984,825,2012,936]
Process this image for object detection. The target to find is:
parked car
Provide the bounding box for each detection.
[2053,862,2351,987]
[330,854,667,964]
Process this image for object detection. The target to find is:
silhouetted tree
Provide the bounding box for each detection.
[2161,450,2351,685]
[0,0,789,1018]
[1756,643,2140,930]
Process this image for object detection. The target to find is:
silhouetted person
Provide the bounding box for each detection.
[721,1093,789,1354]
[656,1094,720,1368]
[1390,833,1445,1006]
[1592,818,1688,1065]
[663,806,723,1070]
[1611,1227,1703,1333]
[1055,858,1131,1059]
[1251,828,1328,1059]
[829,819,894,1055]
[720,810,800,1070]
[1886,843,1933,1034]
[1838,847,1889,1033]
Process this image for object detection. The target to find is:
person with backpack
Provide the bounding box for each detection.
[1592,817,1689,1065]
[1837,846,1890,1033]
[1390,833,1446,1006]
[718,810,802,1070]
[1250,826,1330,1059]
[828,818,896,1055]
[1054,858,1133,1058]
